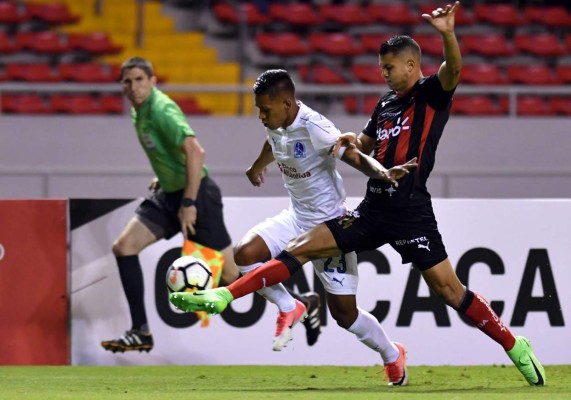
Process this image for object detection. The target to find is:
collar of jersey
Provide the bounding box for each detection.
[283,100,306,132]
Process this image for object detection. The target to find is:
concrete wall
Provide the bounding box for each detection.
[1,115,570,199]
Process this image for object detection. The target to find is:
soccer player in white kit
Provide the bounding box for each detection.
[231,69,409,385]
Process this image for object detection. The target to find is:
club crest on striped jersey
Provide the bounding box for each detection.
[293,141,306,158]
[376,116,410,141]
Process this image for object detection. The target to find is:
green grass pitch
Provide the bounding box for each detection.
[1,365,570,400]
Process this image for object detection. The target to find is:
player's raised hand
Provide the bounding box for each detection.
[246,165,267,187]
[332,132,358,158]
[384,157,418,187]
[148,176,160,192]
[421,1,460,34]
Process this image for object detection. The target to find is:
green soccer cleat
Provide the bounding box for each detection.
[507,336,546,386]
[169,287,234,315]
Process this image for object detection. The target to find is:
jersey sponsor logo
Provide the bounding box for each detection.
[276,162,311,179]
[293,141,306,158]
[141,132,156,149]
[376,116,410,141]
[368,185,397,196]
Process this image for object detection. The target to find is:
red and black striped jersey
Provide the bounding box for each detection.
[362,75,455,208]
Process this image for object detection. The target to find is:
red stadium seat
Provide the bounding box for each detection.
[351,64,383,84]
[507,65,560,85]
[0,32,20,54]
[256,32,309,57]
[523,6,571,28]
[367,3,420,25]
[318,3,374,26]
[0,1,31,24]
[461,34,517,57]
[27,2,80,25]
[15,31,71,54]
[309,33,364,57]
[298,64,348,84]
[549,98,571,115]
[452,96,506,116]
[268,3,322,27]
[68,32,122,55]
[474,4,527,26]
[344,95,379,115]
[100,94,125,114]
[171,96,211,115]
[50,94,103,114]
[422,64,441,77]
[6,63,62,82]
[556,65,571,84]
[418,4,475,25]
[514,33,566,58]
[1,94,51,114]
[213,2,270,25]
[516,96,555,116]
[59,63,117,83]
[360,34,393,53]
[414,35,445,57]
[460,64,508,85]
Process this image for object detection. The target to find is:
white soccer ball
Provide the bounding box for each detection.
[166,255,213,293]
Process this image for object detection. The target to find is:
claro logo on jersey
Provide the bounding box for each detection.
[276,162,311,179]
[376,116,410,141]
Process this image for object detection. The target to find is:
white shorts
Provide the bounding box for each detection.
[247,208,358,295]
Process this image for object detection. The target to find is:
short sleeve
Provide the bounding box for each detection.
[154,102,195,147]
[422,74,455,110]
[306,117,341,152]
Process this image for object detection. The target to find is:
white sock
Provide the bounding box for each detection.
[238,262,296,312]
[347,307,399,363]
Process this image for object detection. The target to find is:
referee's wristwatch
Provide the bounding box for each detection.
[181,197,197,207]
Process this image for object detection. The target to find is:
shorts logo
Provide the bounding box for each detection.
[394,236,428,247]
[418,241,430,251]
[337,210,359,229]
[293,142,305,158]
[332,277,345,286]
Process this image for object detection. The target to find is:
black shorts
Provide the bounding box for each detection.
[135,176,232,250]
[325,199,448,271]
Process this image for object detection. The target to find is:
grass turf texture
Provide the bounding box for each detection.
[1,365,570,400]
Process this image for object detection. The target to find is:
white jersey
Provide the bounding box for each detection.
[266,101,347,229]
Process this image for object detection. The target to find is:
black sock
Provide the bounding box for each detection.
[116,255,149,333]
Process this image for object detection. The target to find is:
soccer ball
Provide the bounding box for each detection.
[166,255,213,293]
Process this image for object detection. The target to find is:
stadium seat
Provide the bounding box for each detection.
[549,97,571,115]
[473,4,527,26]
[556,65,571,83]
[318,3,375,26]
[514,33,566,58]
[0,1,31,24]
[309,33,364,57]
[344,95,379,115]
[452,96,506,116]
[461,34,517,57]
[0,32,20,54]
[171,96,210,115]
[418,4,475,25]
[1,94,52,114]
[516,96,555,116]
[213,2,270,25]
[50,94,103,114]
[256,32,309,57]
[298,64,348,84]
[414,35,445,57]
[565,34,571,52]
[59,63,117,83]
[6,63,61,82]
[351,64,383,84]
[367,3,420,25]
[68,32,122,55]
[27,2,80,25]
[523,6,571,28]
[507,65,560,85]
[268,3,322,27]
[15,31,71,55]
[360,34,393,53]
[100,94,125,114]
[422,64,441,77]
[460,64,508,85]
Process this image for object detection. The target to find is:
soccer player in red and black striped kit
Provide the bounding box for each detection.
[171,2,546,386]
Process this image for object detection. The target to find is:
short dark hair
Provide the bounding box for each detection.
[120,57,154,80]
[253,69,295,98]
[380,35,421,58]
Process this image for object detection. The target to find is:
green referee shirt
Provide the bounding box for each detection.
[131,88,208,192]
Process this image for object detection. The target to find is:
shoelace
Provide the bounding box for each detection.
[376,361,402,383]
[274,312,290,336]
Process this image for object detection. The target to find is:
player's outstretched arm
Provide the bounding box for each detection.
[246,140,275,187]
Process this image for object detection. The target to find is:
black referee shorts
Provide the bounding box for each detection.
[325,200,448,271]
[135,176,232,251]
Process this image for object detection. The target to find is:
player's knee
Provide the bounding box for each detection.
[329,306,358,329]
[233,244,257,267]
[435,284,464,308]
[112,237,138,257]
